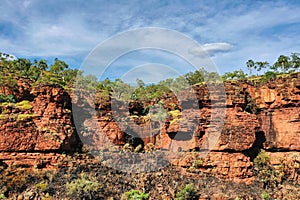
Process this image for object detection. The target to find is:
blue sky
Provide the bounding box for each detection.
[1,0,300,81]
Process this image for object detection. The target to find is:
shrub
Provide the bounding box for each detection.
[192,159,203,169]
[144,143,156,153]
[121,190,149,200]
[66,173,101,199]
[0,194,6,199]
[261,190,270,200]
[260,71,277,84]
[123,143,134,152]
[0,94,15,103]
[17,114,36,121]
[253,150,283,189]
[175,184,199,200]
[15,100,32,110]
[36,181,48,192]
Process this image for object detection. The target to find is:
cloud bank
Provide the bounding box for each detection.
[0,0,299,75]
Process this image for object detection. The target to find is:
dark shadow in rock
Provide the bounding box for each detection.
[242,130,266,161]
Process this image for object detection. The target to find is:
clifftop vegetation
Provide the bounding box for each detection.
[1,52,299,103]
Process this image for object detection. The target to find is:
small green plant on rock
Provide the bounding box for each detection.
[15,100,32,110]
[16,113,36,121]
[0,114,6,120]
[0,194,6,199]
[123,143,134,152]
[36,181,48,192]
[244,95,258,114]
[121,190,149,200]
[144,143,156,153]
[254,150,283,189]
[66,173,101,199]
[261,190,270,200]
[175,184,199,200]
[0,94,15,103]
[192,159,203,169]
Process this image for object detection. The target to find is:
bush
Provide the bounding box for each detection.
[253,150,283,189]
[17,114,36,121]
[15,100,32,110]
[260,71,277,84]
[0,94,15,103]
[121,190,149,200]
[66,173,101,199]
[261,190,270,200]
[192,159,203,169]
[36,181,48,192]
[175,184,199,200]
[144,143,156,153]
[0,194,6,199]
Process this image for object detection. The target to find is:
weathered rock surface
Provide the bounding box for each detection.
[259,108,300,150]
[266,152,300,184]
[88,73,300,181]
[0,152,65,169]
[0,78,33,101]
[0,73,300,184]
[172,152,254,183]
[0,84,79,152]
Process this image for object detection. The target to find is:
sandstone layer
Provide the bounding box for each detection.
[0,73,299,183]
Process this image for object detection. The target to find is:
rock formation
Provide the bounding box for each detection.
[89,73,300,182]
[0,73,299,183]
[0,83,80,168]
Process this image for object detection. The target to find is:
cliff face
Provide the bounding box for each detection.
[0,73,299,183]
[93,74,299,151]
[0,83,80,168]
[90,73,300,182]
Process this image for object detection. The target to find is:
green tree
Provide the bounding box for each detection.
[14,58,32,78]
[254,61,269,74]
[33,59,48,80]
[184,69,205,85]
[207,71,221,82]
[246,59,255,76]
[290,52,300,71]
[112,79,134,100]
[61,69,80,86]
[36,59,48,71]
[50,58,68,75]
[136,79,145,88]
[27,65,40,81]
[222,70,247,80]
[272,55,290,73]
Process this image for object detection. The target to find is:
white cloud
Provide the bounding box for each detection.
[0,0,299,75]
[80,28,219,80]
[120,63,180,84]
[189,42,233,57]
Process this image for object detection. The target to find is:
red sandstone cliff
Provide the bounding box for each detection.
[0,83,81,168]
[0,73,299,183]
[87,73,300,182]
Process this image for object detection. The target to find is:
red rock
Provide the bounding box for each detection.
[0,84,79,152]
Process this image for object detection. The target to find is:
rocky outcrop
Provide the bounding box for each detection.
[173,152,254,183]
[0,78,33,101]
[87,73,300,182]
[0,84,80,153]
[0,73,299,184]
[259,108,300,151]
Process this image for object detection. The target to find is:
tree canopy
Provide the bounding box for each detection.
[0,51,299,103]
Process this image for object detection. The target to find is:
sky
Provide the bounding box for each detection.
[1,0,300,81]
